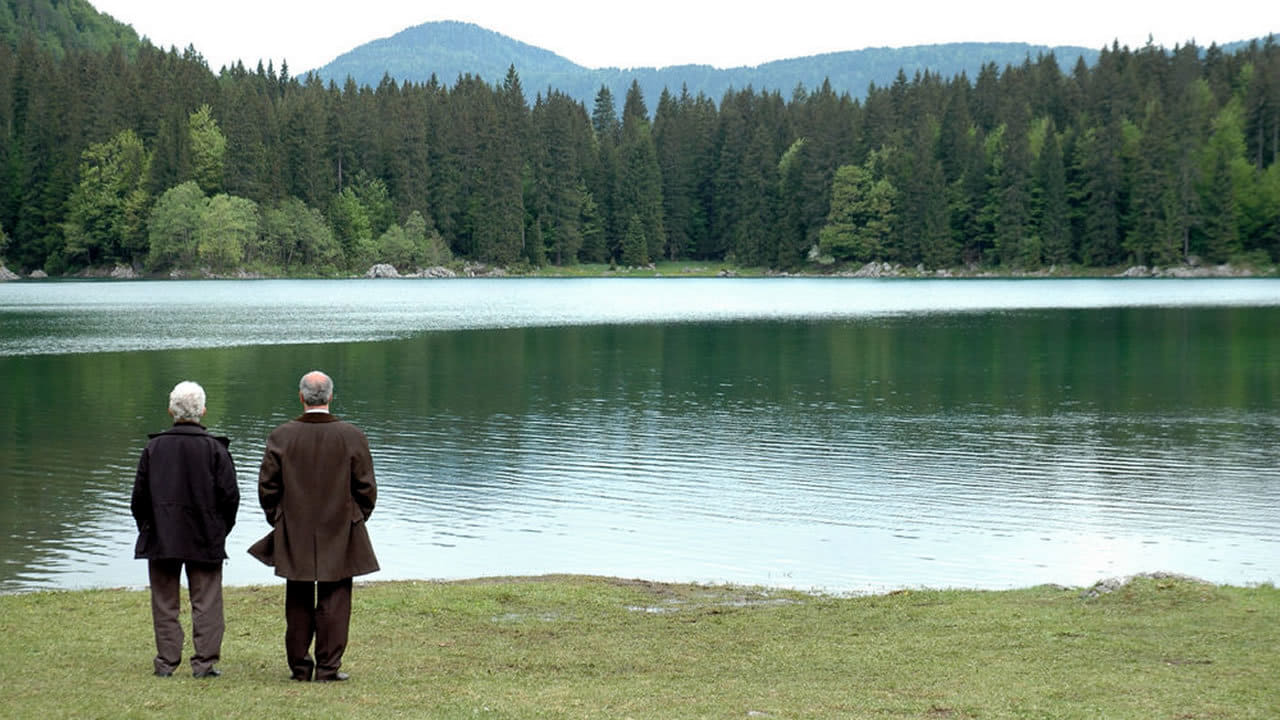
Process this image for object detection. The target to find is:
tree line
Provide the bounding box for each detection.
[0,33,1278,276]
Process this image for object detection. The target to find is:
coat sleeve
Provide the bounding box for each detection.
[130,446,152,531]
[258,437,284,525]
[214,440,239,533]
[350,430,377,521]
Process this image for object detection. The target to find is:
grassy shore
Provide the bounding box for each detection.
[1,575,1276,719]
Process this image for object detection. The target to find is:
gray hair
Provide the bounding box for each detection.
[168,381,206,422]
[299,371,334,407]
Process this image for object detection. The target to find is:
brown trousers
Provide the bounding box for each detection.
[147,559,224,676]
[285,578,353,681]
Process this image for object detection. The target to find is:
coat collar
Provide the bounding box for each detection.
[149,422,231,446]
[295,412,340,423]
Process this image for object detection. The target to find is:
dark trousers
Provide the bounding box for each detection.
[147,559,224,676]
[285,578,353,681]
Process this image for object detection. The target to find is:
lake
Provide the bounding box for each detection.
[1,278,1278,594]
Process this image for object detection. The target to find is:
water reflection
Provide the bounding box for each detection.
[1,289,1279,593]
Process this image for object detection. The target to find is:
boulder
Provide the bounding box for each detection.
[365,263,401,278]
[0,264,18,281]
[851,261,900,278]
[1079,571,1209,599]
[29,269,48,279]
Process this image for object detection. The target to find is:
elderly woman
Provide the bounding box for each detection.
[131,381,239,678]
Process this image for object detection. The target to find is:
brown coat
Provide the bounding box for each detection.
[248,413,379,581]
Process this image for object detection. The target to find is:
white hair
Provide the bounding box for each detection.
[168,381,206,422]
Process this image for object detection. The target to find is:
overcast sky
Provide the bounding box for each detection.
[90,1,1275,74]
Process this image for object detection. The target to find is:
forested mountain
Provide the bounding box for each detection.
[0,4,1277,279]
[313,21,1102,109]
[0,0,138,59]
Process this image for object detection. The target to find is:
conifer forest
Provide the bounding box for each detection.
[0,32,1278,275]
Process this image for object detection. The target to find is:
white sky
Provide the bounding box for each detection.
[90,1,1275,74]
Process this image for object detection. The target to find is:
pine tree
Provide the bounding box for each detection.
[188,104,225,195]
[617,81,664,262]
[819,160,896,262]
[1124,100,1181,266]
[469,66,527,266]
[578,186,606,263]
[280,73,332,209]
[731,122,779,267]
[1034,121,1072,265]
[588,85,622,259]
[620,213,648,266]
[1195,100,1250,262]
[1074,118,1125,266]
[654,88,690,259]
[531,90,590,264]
[993,103,1037,268]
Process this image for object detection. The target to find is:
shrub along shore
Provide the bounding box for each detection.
[0,574,1275,719]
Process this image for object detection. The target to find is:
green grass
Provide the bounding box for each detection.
[1,575,1276,718]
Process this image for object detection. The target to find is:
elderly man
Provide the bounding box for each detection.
[131,380,239,679]
[249,370,378,682]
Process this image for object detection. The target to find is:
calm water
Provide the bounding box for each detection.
[1,278,1278,594]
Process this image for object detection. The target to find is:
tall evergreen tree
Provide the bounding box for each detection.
[531,90,590,264]
[1124,100,1182,265]
[1073,117,1126,266]
[1033,121,1072,265]
[617,81,664,262]
[468,66,527,266]
[1195,100,1250,262]
[187,104,225,195]
[588,85,622,259]
[654,87,691,259]
[992,103,1037,267]
[819,159,896,262]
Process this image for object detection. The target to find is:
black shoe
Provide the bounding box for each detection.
[315,671,349,682]
[193,668,222,678]
[291,673,312,682]
[154,670,173,678]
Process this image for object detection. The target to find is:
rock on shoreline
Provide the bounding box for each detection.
[1117,264,1254,278]
[1079,571,1211,599]
[4,260,1272,281]
[365,264,464,278]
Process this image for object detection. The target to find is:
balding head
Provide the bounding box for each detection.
[299,370,334,409]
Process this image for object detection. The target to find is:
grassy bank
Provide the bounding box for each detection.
[1,575,1276,719]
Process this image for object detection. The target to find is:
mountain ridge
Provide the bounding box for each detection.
[310,20,1107,105]
[0,0,141,59]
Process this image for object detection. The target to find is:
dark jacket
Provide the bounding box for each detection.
[248,413,379,581]
[131,423,239,562]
